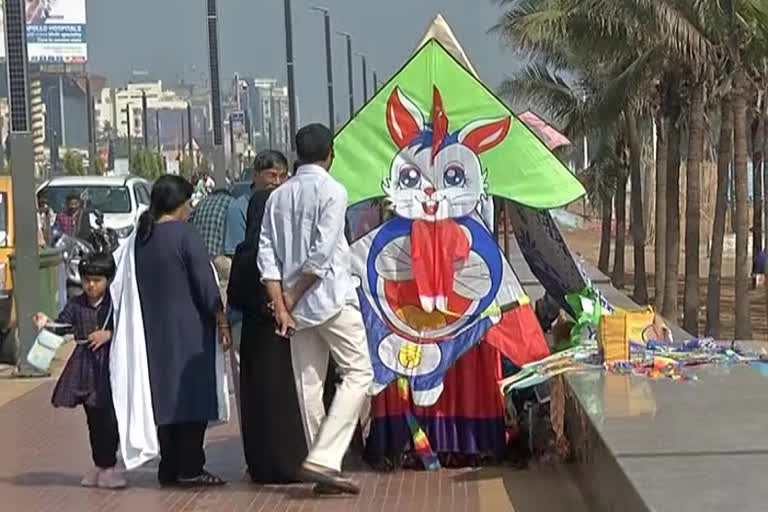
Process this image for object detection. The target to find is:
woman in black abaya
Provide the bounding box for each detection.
[229,187,307,484]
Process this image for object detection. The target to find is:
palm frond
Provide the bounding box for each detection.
[498,63,587,135]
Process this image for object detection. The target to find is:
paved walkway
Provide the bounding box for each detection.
[0,364,588,512]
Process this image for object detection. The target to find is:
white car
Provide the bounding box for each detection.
[36,175,152,239]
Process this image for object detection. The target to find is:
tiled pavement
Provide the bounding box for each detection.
[0,379,588,512]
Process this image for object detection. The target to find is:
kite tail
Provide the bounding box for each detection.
[397,377,441,471]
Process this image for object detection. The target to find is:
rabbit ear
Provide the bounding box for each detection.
[387,87,424,149]
[458,117,512,155]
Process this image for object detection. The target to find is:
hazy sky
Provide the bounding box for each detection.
[87,0,522,124]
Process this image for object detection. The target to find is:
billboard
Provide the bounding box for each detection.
[230,110,246,155]
[0,0,88,63]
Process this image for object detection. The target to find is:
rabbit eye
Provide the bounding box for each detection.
[444,166,466,187]
[398,166,422,188]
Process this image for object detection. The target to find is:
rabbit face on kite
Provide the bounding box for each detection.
[382,87,511,221]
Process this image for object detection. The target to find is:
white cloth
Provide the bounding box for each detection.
[290,305,373,471]
[258,164,358,329]
[110,232,230,471]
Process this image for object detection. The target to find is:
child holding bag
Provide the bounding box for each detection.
[34,252,125,489]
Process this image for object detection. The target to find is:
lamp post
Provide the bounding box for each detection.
[124,105,132,171]
[357,53,368,104]
[141,89,149,148]
[205,0,226,185]
[4,0,40,374]
[86,76,96,173]
[337,31,354,118]
[187,101,193,162]
[155,110,161,153]
[283,0,298,154]
[373,70,379,93]
[311,6,335,133]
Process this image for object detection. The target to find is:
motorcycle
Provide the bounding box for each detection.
[52,210,120,299]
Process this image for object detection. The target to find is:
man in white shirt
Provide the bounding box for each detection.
[258,124,373,494]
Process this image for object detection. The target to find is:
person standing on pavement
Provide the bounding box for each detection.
[223,150,288,365]
[37,196,54,246]
[258,123,373,494]
[129,175,231,487]
[190,186,234,258]
[223,150,289,259]
[35,252,125,489]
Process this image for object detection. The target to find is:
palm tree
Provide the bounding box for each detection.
[494,0,768,336]
[683,80,706,334]
[733,68,752,339]
[706,94,733,337]
[626,110,649,302]
[661,76,683,322]
[654,113,668,311]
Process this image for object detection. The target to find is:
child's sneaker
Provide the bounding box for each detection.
[81,467,102,487]
[97,467,127,489]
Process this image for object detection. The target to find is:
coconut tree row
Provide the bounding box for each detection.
[494,0,768,339]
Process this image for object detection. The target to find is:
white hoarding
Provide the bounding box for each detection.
[0,0,88,63]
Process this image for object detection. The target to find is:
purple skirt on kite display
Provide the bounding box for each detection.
[364,343,508,469]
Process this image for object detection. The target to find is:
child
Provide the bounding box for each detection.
[34,252,125,489]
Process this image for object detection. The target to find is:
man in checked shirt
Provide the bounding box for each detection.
[190,186,234,258]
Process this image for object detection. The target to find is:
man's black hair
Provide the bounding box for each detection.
[66,194,81,203]
[253,150,289,173]
[79,252,117,281]
[295,123,333,164]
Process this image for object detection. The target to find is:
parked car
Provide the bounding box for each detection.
[36,175,152,239]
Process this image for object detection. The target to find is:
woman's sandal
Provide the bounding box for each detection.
[176,470,227,488]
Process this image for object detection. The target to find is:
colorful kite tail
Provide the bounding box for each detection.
[397,377,441,471]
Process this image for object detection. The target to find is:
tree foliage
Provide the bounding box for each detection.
[494,0,768,335]
[132,147,166,181]
[62,150,85,176]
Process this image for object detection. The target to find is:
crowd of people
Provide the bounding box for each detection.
[36,123,373,495]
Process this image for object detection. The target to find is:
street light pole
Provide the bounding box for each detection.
[187,101,193,162]
[125,105,132,171]
[373,71,378,93]
[180,111,185,163]
[85,75,96,174]
[311,6,335,133]
[141,89,149,148]
[205,0,226,185]
[4,0,41,375]
[284,0,298,154]
[337,32,354,118]
[155,110,161,153]
[228,113,235,168]
[357,53,368,103]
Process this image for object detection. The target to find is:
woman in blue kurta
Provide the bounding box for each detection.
[135,175,231,487]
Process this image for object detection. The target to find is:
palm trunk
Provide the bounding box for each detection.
[612,171,628,289]
[598,194,612,274]
[654,114,668,312]
[706,95,733,338]
[764,96,768,253]
[683,83,705,334]
[626,112,648,303]
[733,69,752,339]
[752,108,764,267]
[662,105,682,322]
